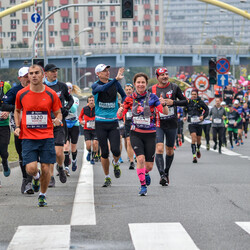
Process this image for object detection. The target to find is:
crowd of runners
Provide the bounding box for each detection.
[0,63,249,205]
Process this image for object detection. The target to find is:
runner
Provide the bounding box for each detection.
[184,89,209,163]
[225,104,241,149]
[2,67,34,194]
[210,98,226,154]
[233,99,244,145]
[0,80,11,181]
[235,86,244,104]
[223,84,234,106]
[201,99,212,150]
[117,72,168,196]
[92,65,126,187]
[79,95,98,165]
[44,63,74,187]
[148,67,187,186]
[63,82,81,176]
[221,101,229,146]
[176,106,184,147]
[14,64,62,207]
[243,102,250,138]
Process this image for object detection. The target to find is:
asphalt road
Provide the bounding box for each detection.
[1,100,250,249]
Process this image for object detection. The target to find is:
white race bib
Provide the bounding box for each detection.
[191,116,200,123]
[228,119,235,125]
[126,111,132,120]
[118,120,124,129]
[213,118,222,124]
[26,111,48,129]
[86,120,95,129]
[159,107,174,118]
[133,116,150,126]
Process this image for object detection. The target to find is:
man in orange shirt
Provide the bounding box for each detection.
[14,65,62,207]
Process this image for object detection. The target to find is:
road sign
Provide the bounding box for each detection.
[184,87,193,99]
[194,75,209,92]
[216,58,230,74]
[31,13,41,23]
[217,74,229,87]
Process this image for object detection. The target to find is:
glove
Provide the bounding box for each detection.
[61,107,69,118]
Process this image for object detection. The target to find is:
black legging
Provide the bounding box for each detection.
[228,131,238,147]
[212,127,224,147]
[243,120,249,134]
[202,124,211,144]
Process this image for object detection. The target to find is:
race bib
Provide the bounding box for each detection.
[118,120,125,129]
[191,116,200,123]
[86,120,95,129]
[133,116,150,126]
[228,119,235,125]
[159,107,174,118]
[125,111,132,120]
[99,102,115,109]
[26,111,48,129]
[213,118,222,124]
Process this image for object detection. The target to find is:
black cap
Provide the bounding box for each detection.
[44,64,59,72]
[228,104,232,107]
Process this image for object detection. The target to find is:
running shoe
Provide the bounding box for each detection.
[21,178,27,194]
[193,156,197,163]
[241,139,244,145]
[218,147,222,154]
[129,162,135,170]
[174,146,176,150]
[32,178,40,192]
[3,163,11,177]
[159,175,168,186]
[112,160,121,178]
[134,154,137,163]
[90,159,95,165]
[231,145,234,149]
[38,195,47,207]
[48,176,55,188]
[138,185,147,196]
[245,134,247,139]
[102,177,111,187]
[65,167,70,177]
[236,141,240,146]
[119,157,124,163]
[86,152,91,161]
[24,181,34,194]
[196,150,201,158]
[179,139,182,147]
[213,144,217,150]
[206,143,210,150]
[57,165,67,183]
[145,173,151,186]
[94,154,99,162]
[72,159,77,172]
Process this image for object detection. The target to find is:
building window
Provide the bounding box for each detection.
[133,32,138,37]
[88,33,93,39]
[11,20,19,29]
[10,0,16,4]
[88,11,93,17]
[48,6,57,12]
[10,12,16,17]
[88,22,96,27]
[111,11,115,16]
[0,32,6,38]
[50,31,58,37]
[23,32,32,37]
[49,43,55,48]
[62,18,71,23]
[48,19,54,25]
[100,11,108,20]
[75,19,79,24]
[111,22,118,27]
[22,7,31,13]
[135,0,140,4]
[155,20,159,25]
[74,6,79,12]
[123,32,130,41]
[155,9,159,15]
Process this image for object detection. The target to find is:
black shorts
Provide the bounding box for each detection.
[125,122,131,138]
[119,128,125,138]
[156,127,177,147]
[53,125,66,146]
[84,129,97,141]
[237,121,243,129]
[188,123,202,136]
[67,126,80,144]
[0,126,10,144]
[130,130,156,162]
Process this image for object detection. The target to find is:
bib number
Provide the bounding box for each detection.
[133,116,150,126]
[213,118,222,124]
[191,116,200,123]
[228,119,235,125]
[86,120,95,129]
[118,120,125,129]
[26,111,48,129]
[159,107,174,119]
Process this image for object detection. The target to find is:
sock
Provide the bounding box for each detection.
[34,171,40,180]
[191,144,196,155]
[137,168,146,186]
[105,175,110,178]
[155,154,164,175]
[165,154,174,176]
[145,168,149,174]
[72,150,77,161]
[197,144,201,151]
[39,192,46,196]
[64,151,70,167]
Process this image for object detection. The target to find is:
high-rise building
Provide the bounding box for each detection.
[163,0,250,45]
[0,0,164,50]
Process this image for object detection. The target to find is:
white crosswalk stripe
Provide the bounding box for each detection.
[236,222,250,235]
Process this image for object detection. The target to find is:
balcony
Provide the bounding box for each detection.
[60,10,69,17]
[61,35,69,42]
[144,25,151,30]
[144,4,150,9]
[144,14,150,20]
[144,36,151,42]
[60,0,68,4]
[61,22,69,29]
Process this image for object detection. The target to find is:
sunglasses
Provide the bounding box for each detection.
[125,83,133,88]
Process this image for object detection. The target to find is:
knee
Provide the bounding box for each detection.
[156,144,164,154]
[136,155,145,166]
[166,147,174,156]
[111,148,120,158]
[26,164,38,176]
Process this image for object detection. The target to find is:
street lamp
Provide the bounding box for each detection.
[77,72,92,89]
[71,27,92,85]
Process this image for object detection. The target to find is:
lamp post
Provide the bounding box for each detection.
[76,72,92,89]
[71,27,92,85]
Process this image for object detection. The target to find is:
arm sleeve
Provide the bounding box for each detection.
[116,81,126,102]
[92,78,118,95]
[173,86,187,106]
[52,93,62,112]
[202,102,209,119]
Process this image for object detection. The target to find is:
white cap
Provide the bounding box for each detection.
[234,99,239,105]
[66,82,73,89]
[221,101,226,105]
[18,67,29,77]
[95,64,110,75]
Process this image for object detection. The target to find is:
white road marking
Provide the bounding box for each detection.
[70,146,96,225]
[129,222,199,250]
[7,225,70,250]
[184,136,241,156]
[236,222,250,235]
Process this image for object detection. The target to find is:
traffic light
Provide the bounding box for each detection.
[208,58,217,85]
[32,58,44,69]
[121,0,134,19]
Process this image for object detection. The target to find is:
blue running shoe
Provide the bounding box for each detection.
[32,178,40,193]
[145,173,151,186]
[138,185,147,196]
[72,159,77,172]
[90,159,95,165]
[3,166,11,177]
[86,152,91,161]
[119,157,124,163]
[231,145,234,149]
[38,195,47,207]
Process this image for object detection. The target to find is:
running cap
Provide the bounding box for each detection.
[66,82,73,89]
[204,99,209,103]
[44,63,59,72]
[228,104,232,107]
[234,99,239,105]
[221,101,226,105]
[95,64,110,75]
[155,67,168,78]
[18,67,29,77]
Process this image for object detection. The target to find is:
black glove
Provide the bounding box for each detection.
[61,107,69,118]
